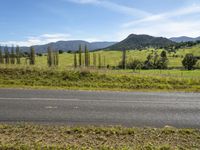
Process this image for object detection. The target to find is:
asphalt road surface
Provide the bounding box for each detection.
[0,89,200,128]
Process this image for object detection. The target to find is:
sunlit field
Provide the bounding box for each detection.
[3,44,200,70]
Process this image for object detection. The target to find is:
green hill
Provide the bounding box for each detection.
[107,34,176,50]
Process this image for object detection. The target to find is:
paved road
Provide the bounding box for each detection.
[0,89,200,128]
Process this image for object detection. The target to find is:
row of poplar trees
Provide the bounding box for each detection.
[0,46,35,65]
[74,45,106,68]
[0,45,59,67]
[47,46,59,67]
[0,46,21,64]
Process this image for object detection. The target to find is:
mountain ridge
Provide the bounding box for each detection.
[1,40,117,53]
[170,36,200,43]
[107,34,175,50]
[3,34,200,53]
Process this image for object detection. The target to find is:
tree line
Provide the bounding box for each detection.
[0,44,198,70]
[73,44,106,68]
[162,40,200,53]
[0,45,57,67]
[0,45,22,65]
[119,49,199,70]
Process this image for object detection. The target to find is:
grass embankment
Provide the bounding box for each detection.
[0,67,200,92]
[0,124,199,150]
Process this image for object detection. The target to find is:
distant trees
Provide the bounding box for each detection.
[47,46,59,67]
[182,54,197,70]
[163,40,200,53]
[29,46,35,65]
[118,50,169,70]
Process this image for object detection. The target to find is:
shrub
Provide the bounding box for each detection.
[59,50,64,54]
[36,53,43,57]
[182,53,198,70]
[143,51,168,69]
[126,59,144,69]
[67,50,72,54]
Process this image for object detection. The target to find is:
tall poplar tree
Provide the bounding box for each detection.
[0,46,3,64]
[47,47,59,67]
[10,46,15,64]
[74,52,77,68]
[4,46,10,64]
[55,51,59,66]
[98,53,102,68]
[30,46,35,65]
[78,44,82,67]
[93,53,97,67]
[16,46,21,64]
[47,46,53,67]
[122,48,126,69]
[88,51,90,67]
[103,55,106,67]
[84,45,89,67]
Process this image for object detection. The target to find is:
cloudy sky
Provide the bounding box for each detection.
[0,0,200,46]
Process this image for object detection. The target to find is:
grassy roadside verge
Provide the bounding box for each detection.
[0,123,199,150]
[0,68,200,92]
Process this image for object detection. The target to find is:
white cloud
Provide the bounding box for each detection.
[0,33,104,46]
[119,20,200,39]
[0,33,71,46]
[118,3,200,40]
[123,4,200,27]
[66,0,150,17]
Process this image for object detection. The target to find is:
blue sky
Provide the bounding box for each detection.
[0,0,200,46]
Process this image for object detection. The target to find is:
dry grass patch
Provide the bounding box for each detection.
[0,124,199,149]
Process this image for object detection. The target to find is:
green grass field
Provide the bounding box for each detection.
[28,44,200,69]
[0,123,199,150]
[3,44,199,69]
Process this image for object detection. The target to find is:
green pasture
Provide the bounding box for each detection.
[21,44,200,69]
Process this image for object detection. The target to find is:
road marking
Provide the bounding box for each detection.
[0,97,79,101]
[0,97,200,104]
[73,106,79,109]
[45,106,58,109]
